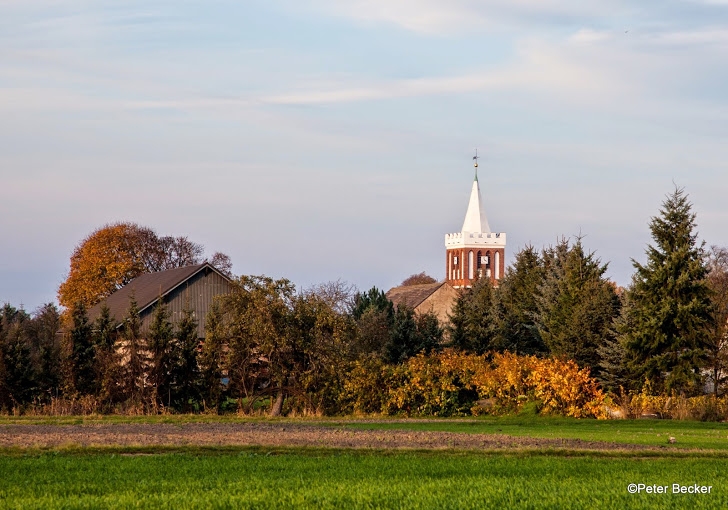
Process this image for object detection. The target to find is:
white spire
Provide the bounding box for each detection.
[461,154,491,233]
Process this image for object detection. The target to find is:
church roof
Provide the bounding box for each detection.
[386,281,447,310]
[461,173,491,233]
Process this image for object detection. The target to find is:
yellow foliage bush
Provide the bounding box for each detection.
[340,350,608,418]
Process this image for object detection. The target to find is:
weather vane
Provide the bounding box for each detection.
[473,148,479,180]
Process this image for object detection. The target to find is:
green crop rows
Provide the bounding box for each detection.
[0,449,725,509]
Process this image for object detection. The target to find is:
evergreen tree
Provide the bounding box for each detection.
[69,303,95,396]
[386,307,443,364]
[0,305,35,409]
[351,286,395,359]
[621,187,713,394]
[28,303,62,401]
[199,300,226,412]
[171,307,201,412]
[93,304,122,405]
[494,246,547,355]
[387,306,418,364]
[447,278,499,354]
[351,287,394,322]
[535,238,620,375]
[122,294,148,404]
[147,299,174,409]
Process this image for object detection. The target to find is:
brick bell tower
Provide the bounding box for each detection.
[445,151,506,288]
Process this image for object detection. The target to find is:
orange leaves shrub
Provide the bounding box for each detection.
[341,350,608,418]
[388,350,482,416]
[470,351,607,418]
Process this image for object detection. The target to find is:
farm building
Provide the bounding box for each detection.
[386,281,458,326]
[88,263,232,339]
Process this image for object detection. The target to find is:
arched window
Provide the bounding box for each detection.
[468,251,474,280]
[495,251,501,279]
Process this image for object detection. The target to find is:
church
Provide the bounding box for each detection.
[444,154,507,288]
[387,154,506,322]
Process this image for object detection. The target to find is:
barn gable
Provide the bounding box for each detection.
[88,263,232,339]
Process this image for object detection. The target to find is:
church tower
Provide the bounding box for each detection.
[444,152,506,288]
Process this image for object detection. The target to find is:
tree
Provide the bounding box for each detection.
[535,238,620,375]
[147,300,174,409]
[494,246,547,355]
[199,299,226,413]
[121,295,148,404]
[447,278,499,354]
[400,272,437,286]
[351,287,394,321]
[58,222,229,310]
[27,303,62,401]
[0,305,35,410]
[68,303,96,396]
[621,187,713,395]
[92,304,121,405]
[207,252,234,278]
[170,307,201,412]
[351,287,395,359]
[220,276,297,416]
[705,246,728,395]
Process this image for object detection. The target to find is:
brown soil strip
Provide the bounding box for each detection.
[0,422,663,452]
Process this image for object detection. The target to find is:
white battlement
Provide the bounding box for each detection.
[445,231,507,248]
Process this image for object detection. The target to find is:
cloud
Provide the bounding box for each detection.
[292,0,630,35]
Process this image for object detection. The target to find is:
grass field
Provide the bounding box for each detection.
[0,449,726,509]
[2,416,728,509]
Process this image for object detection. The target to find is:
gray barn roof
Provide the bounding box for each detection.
[88,263,229,324]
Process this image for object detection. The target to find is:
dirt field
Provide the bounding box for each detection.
[0,422,664,451]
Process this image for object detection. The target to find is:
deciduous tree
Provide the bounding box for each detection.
[400,272,437,286]
[58,222,229,311]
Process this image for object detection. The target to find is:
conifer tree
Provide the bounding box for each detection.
[148,299,174,409]
[29,303,62,401]
[122,295,148,405]
[93,304,122,404]
[535,238,620,375]
[171,307,201,412]
[494,246,546,355]
[199,299,226,412]
[69,303,95,396]
[621,187,713,394]
[447,278,499,354]
[0,305,35,409]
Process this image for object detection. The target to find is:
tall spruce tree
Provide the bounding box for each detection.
[93,304,122,405]
[494,246,546,355]
[170,307,201,412]
[147,299,174,409]
[535,238,620,375]
[621,187,713,394]
[199,299,226,413]
[448,278,499,354]
[69,303,95,396]
[122,294,148,404]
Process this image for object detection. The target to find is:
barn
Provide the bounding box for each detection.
[88,263,232,339]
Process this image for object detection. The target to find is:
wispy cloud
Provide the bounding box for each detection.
[293,0,630,34]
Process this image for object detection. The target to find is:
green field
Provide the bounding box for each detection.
[2,416,728,509]
[0,449,726,509]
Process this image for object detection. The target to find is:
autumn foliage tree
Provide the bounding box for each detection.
[58,222,230,311]
[400,272,437,286]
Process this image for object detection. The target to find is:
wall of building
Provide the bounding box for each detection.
[139,267,231,339]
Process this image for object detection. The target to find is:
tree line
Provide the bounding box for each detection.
[1,187,727,415]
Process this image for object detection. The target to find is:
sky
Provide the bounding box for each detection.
[2,0,728,312]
